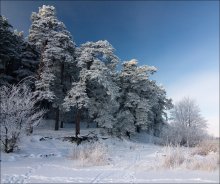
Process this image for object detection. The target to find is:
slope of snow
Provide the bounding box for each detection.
[1,124,219,183]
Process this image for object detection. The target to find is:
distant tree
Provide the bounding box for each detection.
[29,5,76,130]
[0,83,45,153]
[163,97,207,146]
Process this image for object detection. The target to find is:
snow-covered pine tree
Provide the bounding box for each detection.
[143,81,173,136]
[76,40,119,72]
[13,30,40,87]
[0,16,39,87]
[29,5,76,130]
[63,40,120,136]
[0,16,20,85]
[77,41,120,130]
[63,79,89,137]
[12,31,39,86]
[115,59,159,136]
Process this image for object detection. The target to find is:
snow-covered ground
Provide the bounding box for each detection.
[1,123,219,183]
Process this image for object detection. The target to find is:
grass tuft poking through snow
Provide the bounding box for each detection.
[188,139,219,171]
[185,152,219,171]
[159,141,219,171]
[192,140,219,156]
[160,145,185,169]
[70,142,109,166]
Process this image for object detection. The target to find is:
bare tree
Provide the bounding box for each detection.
[164,97,207,146]
[0,83,45,153]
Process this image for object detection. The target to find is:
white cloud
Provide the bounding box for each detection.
[166,71,219,137]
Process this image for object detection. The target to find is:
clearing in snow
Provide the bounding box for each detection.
[1,123,219,183]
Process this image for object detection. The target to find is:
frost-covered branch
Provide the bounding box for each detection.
[0,83,46,153]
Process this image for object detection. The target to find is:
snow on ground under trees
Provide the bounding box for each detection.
[1,122,219,183]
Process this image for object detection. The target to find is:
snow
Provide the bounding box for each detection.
[1,124,219,183]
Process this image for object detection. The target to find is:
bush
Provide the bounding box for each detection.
[160,145,185,168]
[0,84,45,153]
[160,124,207,147]
[71,142,109,166]
[185,153,219,171]
[192,140,219,156]
[158,143,219,171]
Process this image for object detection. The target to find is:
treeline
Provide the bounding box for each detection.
[0,5,172,138]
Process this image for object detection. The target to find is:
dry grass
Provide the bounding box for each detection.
[159,141,219,171]
[188,139,219,171]
[185,153,219,171]
[192,139,219,156]
[160,145,185,169]
[71,142,109,166]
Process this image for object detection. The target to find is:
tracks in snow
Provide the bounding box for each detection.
[2,162,44,183]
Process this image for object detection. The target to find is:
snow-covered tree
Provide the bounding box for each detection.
[114,59,156,135]
[62,40,120,136]
[77,40,119,72]
[0,16,21,85]
[34,59,56,101]
[63,79,89,137]
[114,59,172,136]
[0,83,45,153]
[81,59,119,131]
[0,16,39,87]
[143,81,173,136]
[77,41,119,128]
[13,36,39,84]
[168,97,207,146]
[29,5,76,130]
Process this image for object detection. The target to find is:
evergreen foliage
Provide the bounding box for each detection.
[0,16,39,86]
[28,5,76,130]
[1,5,174,138]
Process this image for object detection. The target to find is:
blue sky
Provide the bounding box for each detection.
[1,1,219,136]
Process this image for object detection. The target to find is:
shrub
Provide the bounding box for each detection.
[0,84,45,153]
[192,140,219,156]
[159,143,219,171]
[160,145,185,168]
[71,142,109,166]
[160,124,207,147]
[185,153,219,171]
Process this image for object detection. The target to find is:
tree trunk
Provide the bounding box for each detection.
[5,127,8,153]
[126,131,130,139]
[75,109,81,138]
[60,121,64,128]
[27,126,33,135]
[55,107,59,131]
[61,62,64,85]
[136,125,141,133]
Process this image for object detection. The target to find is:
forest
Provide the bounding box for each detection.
[1,4,218,183]
[0,5,209,153]
[0,5,173,138]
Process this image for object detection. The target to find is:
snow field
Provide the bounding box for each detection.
[1,128,219,183]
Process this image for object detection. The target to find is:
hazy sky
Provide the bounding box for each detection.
[1,1,219,136]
